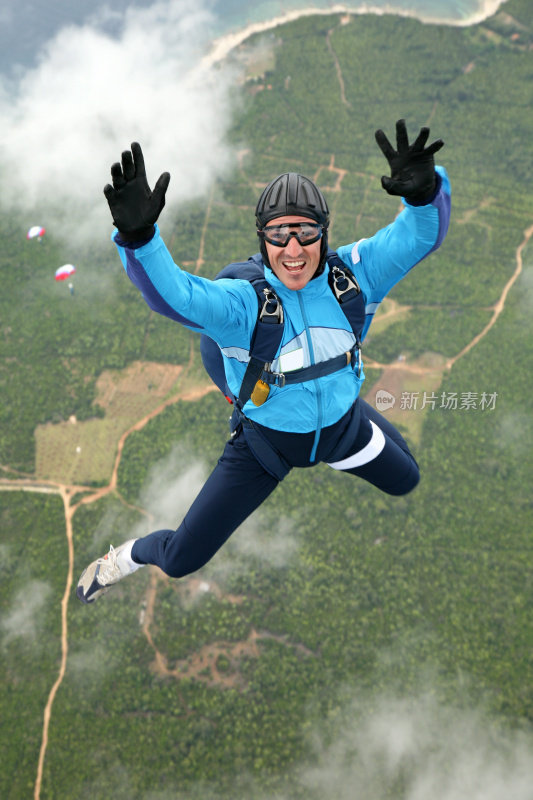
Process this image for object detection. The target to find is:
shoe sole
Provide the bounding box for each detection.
[76,566,110,605]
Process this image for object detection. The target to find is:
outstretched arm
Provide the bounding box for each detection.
[103,142,170,241]
[105,145,258,347]
[375,118,444,205]
[336,119,451,336]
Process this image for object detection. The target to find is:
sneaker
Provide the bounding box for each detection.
[76,539,140,604]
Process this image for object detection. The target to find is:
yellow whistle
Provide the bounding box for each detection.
[251,379,270,406]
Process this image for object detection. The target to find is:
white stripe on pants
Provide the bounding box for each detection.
[327,419,386,470]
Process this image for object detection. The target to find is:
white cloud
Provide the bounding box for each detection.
[0,0,240,242]
[132,688,533,799]
[295,692,533,800]
[1,580,52,644]
[138,444,208,530]
[208,513,300,581]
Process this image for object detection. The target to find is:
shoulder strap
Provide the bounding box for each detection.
[236,255,284,409]
[326,249,365,338]
[326,249,366,376]
[200,254,285,409]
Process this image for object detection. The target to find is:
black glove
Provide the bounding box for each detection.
[103,142,170,241]
[375,119,444,205]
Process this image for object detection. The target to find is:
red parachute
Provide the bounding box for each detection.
[27,225,46,241]
[55,264,76,281]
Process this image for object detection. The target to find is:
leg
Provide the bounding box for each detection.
[132,430,280,577]
[327,399,419,495]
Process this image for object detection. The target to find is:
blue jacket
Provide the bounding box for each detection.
[115,167,451,451]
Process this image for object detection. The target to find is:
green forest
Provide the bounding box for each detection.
[1,0,532,797]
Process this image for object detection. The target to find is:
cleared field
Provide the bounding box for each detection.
[35,361,184,484]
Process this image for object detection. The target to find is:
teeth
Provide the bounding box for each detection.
[284,261,305,268]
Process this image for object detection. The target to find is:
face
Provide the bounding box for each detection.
[262,215,322,291]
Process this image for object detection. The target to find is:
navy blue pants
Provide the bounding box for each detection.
[132,400,419,577]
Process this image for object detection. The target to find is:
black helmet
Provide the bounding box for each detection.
[255,172,330,276]
[255,172,329,228]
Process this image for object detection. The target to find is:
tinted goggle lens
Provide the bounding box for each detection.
[259,222,324,247]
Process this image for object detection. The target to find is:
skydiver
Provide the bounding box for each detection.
[77,119,450,604]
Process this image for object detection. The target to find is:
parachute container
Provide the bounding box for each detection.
[27,225,46,240]
[55,264,76,281]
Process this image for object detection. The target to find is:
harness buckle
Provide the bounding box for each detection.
[260,366,286,388]
[330,265,361,303]
[270,370,286,388]
[260,288,284,324]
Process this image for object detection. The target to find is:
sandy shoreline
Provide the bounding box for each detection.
[202,0,506,67]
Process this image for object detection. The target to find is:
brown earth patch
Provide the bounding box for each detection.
[149,625,315,691]
[140,571,314,691]
[95,360,183,411]
[35,361,188,484]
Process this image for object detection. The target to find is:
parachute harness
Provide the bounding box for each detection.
[249,259,364,405]
[329,264,362,378]
[249,288,284,406]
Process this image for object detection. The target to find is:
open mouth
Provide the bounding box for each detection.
[283,260,306,273]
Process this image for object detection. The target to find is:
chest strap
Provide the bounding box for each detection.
[260,346,357,388]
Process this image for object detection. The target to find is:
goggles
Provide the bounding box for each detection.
[258,221,324,248]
